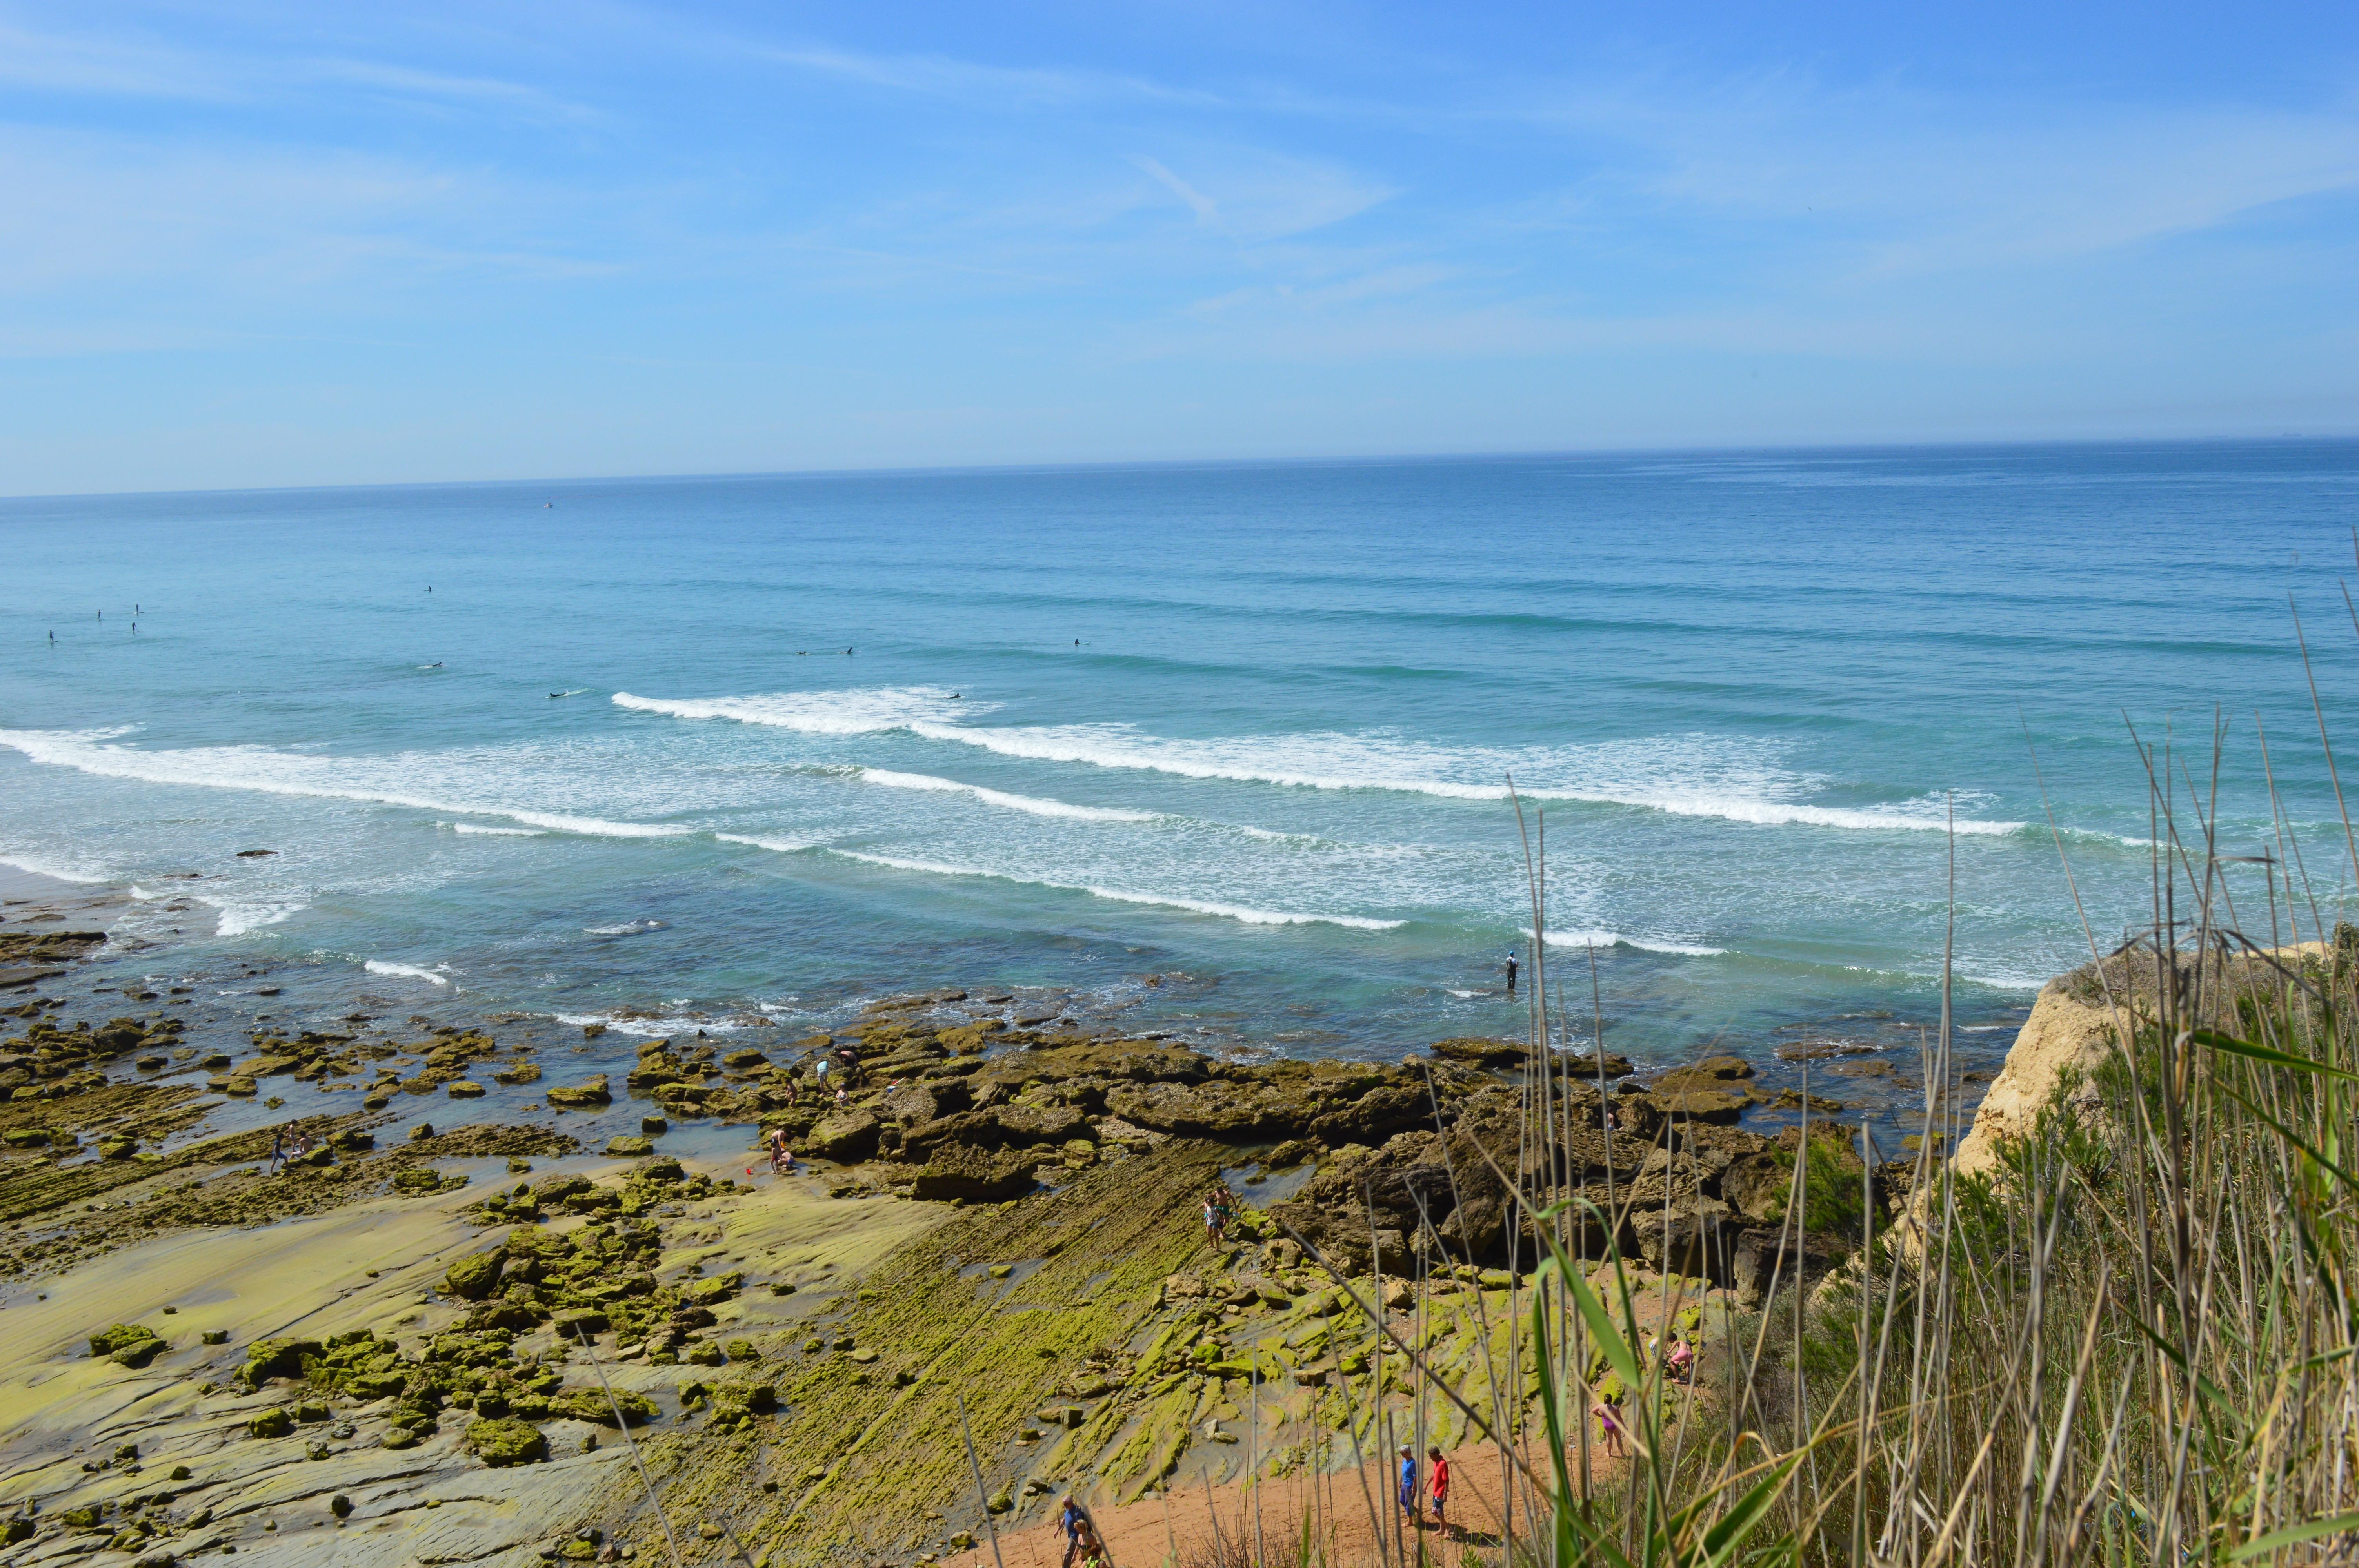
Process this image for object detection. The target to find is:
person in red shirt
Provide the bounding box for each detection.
[1427,1446,1451,1537]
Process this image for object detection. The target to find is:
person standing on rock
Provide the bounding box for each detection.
[1203,1185,1232,1250]
[1505,951,1519,995]
[267,1129,284,1176]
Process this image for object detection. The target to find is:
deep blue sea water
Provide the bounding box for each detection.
[6,440,2359,1138]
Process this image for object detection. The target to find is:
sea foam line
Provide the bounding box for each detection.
[612,690,2039,837]
[364,959,450,986]
[0,729,688,840]
[856,768,1160,823]
[827,848,1404,931]
[1538,926,1727,957]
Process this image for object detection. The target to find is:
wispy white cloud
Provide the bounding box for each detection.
[0,16,592,122]
[758,40,1218,109]
[1132,155,1219,225]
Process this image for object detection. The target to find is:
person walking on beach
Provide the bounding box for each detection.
[267,1129,284,1176]
[1593,1392,1627,1459]
[1058,1495,1105,1568]
[1505,951,1518,995]
[1427,1446,1450,1537]
[1397,1444,1421,1528]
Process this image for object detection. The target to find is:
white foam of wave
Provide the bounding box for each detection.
[614,686,981,734]
[552,1011,740,1038]
[857,768,1158,823]
[365,958,449,986]
[616,692,2029,836]
[0,851,110,884]
[1538,926,1727,957]
[1956,968,2052,992]
[211,900,303,937]
[830,848,1403,931]
[584,920,666,936]
[714,832,823,853]
[1445,987,1482,998]
[443,822,548,837]
[0,728,688,840]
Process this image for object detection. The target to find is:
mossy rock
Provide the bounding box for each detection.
[444,1247,507,1300]
[545,1074,612,1107]
[391,1167,443,1195]
[463,1417,548,1467]
[238,1336,323,1389]
[247,1408,294,1439]
[686,1275,738,1307]
[447,1081,486,1098]
[911,1140,1035,1203]
[804,1108,880,1162]
[493,1062,542,1085]
[605,1136,653,1157]
[553,1387,656,1426]
[551,1307,610,1338]
[90,1323,165,1367]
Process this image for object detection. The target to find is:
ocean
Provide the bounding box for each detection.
[6,440,2358,1147]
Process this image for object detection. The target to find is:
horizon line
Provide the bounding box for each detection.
[4,428,2354,506]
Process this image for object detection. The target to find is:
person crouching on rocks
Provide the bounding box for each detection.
[767,1128,795,1175]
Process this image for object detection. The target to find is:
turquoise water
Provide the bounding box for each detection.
[5,441,2358,1115]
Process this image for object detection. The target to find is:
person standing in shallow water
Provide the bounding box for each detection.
[1505,951,1519,995]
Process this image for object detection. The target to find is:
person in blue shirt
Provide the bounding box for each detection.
[1397,1444,1421,1526]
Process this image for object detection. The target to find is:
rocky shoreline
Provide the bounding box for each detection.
[2,884,1971,1568]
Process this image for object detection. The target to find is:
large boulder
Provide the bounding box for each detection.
[1308,1084,1430,1147]
[881,1081,967,1126]
[443,1247,507,1301]
[544,1074,612,1107]
[995,1103,1090,1145]
[1429,1038,1527,1066]
[237,1337,323,1389]
[1103,1079,1314,1142]
[463,1417,547,1467]
[805,1109,881,1163]
[1652,1055,1754,1089]
[554,1388,656,1427]
[90,1324,166,1368]
[1648,1087,1756,1124]
[912,1141,1036,1203]
[1719,1151,1795,1224]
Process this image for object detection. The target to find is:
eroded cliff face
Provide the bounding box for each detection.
[1950,976,2120,1180]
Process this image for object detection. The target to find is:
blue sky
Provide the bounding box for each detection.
[3,2,2356,493]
